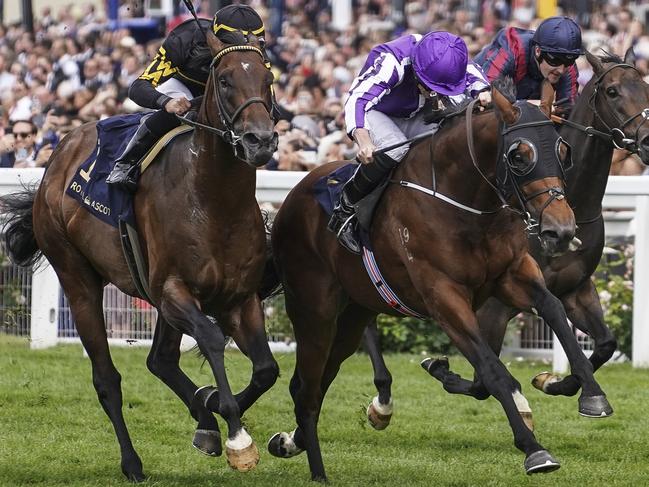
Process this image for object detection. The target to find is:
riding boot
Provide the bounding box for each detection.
[106,123,158,192]
[328,152,400,254]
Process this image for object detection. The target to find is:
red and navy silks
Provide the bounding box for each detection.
[65,113,147,228]
[474,27,579,107]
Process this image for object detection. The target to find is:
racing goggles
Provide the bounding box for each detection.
[540,51,578,67]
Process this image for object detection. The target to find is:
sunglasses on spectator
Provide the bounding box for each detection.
[13,131,34,138]
[540,51,578,67]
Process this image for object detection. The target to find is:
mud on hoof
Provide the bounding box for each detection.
[267,430,304,458]
[578,395,614,418]
[192,428,222,457]
[524,450,560,475]
[531,372,562,394]
[225,429,259,472]
[367,396,393,431]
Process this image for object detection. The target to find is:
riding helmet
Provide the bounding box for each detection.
[532,16,583,55]
[412,31,468,96]
[212,4,265,43]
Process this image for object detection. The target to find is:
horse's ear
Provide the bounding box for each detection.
[206,30,225,56]
[539,79,555,118]
[585,49,604,75]
[491,77,519,125]
[624,45,637,66]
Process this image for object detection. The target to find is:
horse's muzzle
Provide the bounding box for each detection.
[539,222,575,257]
[241,131,279,167]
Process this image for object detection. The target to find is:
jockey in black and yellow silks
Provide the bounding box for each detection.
[106,4,266,192]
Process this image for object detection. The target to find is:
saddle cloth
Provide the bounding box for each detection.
[65,113,193,228]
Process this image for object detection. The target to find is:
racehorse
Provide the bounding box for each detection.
[266,78,612,481]
[362,49,649,422]
[0,32,279,481]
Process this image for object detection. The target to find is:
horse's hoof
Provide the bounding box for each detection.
[524,450,561,474]
[225,432,259,472]
[367,396,393,430]
[578,395,613,418]
[126,471,146,483]
[192,428,222,457]
[267,431,304,458]
[531,372,560,393]
[520,411,534,432]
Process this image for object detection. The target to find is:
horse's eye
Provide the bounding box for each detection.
[219,78,230,89]
[606,87,619,98]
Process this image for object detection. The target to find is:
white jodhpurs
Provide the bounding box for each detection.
[364,110,439,161]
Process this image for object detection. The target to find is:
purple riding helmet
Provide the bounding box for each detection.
[412,31,469,96]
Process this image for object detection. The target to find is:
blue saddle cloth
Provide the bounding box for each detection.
[65,113,147,228]
[313,162,373,250]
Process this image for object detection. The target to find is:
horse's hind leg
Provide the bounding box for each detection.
[56,263,144,481]
[535,280,617,397]
[198,295,279,416]
[159,280,257,472]
[146,316,222,456]
[362,320,394,430]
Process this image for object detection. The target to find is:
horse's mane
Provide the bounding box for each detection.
[597,51,624,65]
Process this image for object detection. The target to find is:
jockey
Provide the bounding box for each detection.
[474,16,582,116]
[328,31,490,254]
[106,4,266,192]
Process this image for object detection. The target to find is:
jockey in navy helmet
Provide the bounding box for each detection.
[475,16,583,117]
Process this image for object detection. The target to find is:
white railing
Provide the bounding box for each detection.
[1,169,647,368]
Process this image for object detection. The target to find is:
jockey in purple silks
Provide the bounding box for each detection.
[475,16,582,117]
[328,31,490,254]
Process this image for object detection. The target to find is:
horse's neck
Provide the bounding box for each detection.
[564,87,614,219]
[399,114,502,210]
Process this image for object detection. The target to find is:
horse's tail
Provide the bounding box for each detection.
[258,209,283,300]
[0,186,42,268]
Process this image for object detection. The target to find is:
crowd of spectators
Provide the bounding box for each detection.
[0,0,648,175]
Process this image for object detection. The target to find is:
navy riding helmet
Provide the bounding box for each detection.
[532,16,583,56]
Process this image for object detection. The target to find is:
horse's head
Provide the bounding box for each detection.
[585,48,649,165]
[203,31,278,167]
[492,78,576,256]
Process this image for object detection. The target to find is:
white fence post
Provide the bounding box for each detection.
[29,260,59,349]
[633,195,649,367]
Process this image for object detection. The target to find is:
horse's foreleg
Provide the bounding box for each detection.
[146,316,222,457]
[160,282,258,472]
[499,255,613,418]
[59,268,145,481]
[362,320,393,429]
[200,295,278,416]
[539,280,617,397]
[430,282,556,474]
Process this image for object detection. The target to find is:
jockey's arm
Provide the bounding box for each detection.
[352,128,376,164]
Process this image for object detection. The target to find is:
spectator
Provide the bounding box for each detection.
[0,119,50,168]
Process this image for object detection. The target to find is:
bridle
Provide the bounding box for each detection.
[177,44,275,158]
[466,99,567,235]
[555,63,649,153]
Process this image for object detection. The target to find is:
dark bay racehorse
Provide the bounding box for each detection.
[266,79,611,481]
[362,50,649,421]
[0,32,279,481]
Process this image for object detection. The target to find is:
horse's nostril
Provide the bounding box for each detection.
[242,131,277,147]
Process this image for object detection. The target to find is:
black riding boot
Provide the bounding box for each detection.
[328,152,399,254]
[106,122,158,192]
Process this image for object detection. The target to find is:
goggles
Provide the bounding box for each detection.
[540,51,578,67]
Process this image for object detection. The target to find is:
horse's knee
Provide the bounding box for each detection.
[92,368,122,401]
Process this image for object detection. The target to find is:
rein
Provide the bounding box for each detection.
[552,63,649,153]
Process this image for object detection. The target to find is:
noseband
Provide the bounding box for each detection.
[178,44,275,157]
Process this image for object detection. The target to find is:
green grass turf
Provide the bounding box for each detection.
[1,334,647,486]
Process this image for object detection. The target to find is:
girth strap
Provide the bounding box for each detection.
[362,247,427,320]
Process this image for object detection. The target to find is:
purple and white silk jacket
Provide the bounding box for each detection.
[344,34,489,137]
